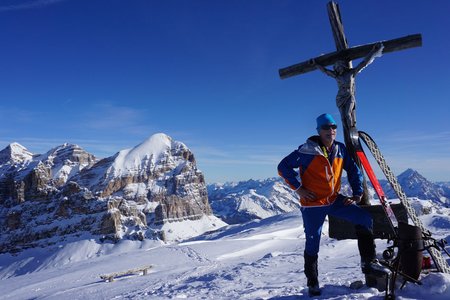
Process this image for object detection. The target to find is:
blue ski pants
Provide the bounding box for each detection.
[301,194,373,257]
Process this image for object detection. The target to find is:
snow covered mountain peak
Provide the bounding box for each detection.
[139,132,173,150]
[113,133,172,172]
[42,143,97,185]
[399,168,426,181]
[129,133,174,160]
[393,168,449,205]
[0,142,33,164]
[112,133,179,176]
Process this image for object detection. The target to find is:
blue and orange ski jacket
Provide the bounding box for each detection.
[278,136,363,207]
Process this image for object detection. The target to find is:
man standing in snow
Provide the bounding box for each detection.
[277,113,387,296]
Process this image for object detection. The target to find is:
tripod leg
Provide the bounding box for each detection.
[385,272,395,300]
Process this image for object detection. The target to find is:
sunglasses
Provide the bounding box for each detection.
[321,124,337,130]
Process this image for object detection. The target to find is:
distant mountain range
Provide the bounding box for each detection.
[1,133,448,254]
[207,178,300,224]
[208,169,450,224]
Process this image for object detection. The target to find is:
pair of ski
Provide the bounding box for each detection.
[351,130,450,274]
[350,129,450,299]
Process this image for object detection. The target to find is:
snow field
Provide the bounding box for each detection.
[1,211,450,299]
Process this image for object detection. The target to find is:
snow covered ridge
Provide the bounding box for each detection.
[208,178,301,224]
[0,133,224,254]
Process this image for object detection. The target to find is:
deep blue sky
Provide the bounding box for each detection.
[1,0,449,183]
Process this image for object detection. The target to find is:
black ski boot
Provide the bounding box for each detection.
[361,259,390,277]
[304,251,321,297]
[308,284,321,297]
[355,226,389,286]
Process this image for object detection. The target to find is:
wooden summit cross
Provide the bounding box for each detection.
[279,1,422,205]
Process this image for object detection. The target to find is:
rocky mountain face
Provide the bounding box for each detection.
[0,143,97,205]
[208,170,450,224]
[0,134,217,253]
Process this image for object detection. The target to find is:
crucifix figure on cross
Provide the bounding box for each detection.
[310,42,384,130]
[278,1,421,205]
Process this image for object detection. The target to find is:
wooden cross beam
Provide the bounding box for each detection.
[279,34,421,79]
[279,3,422,79]
[278,1,422,205]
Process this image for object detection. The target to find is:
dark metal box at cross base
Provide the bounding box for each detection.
[328,203,408,240]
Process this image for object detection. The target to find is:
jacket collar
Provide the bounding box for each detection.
[299,135,336,157]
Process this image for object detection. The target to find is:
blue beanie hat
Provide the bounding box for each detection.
[316,113,337,132]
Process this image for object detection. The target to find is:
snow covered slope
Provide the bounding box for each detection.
[1,204,449,299]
